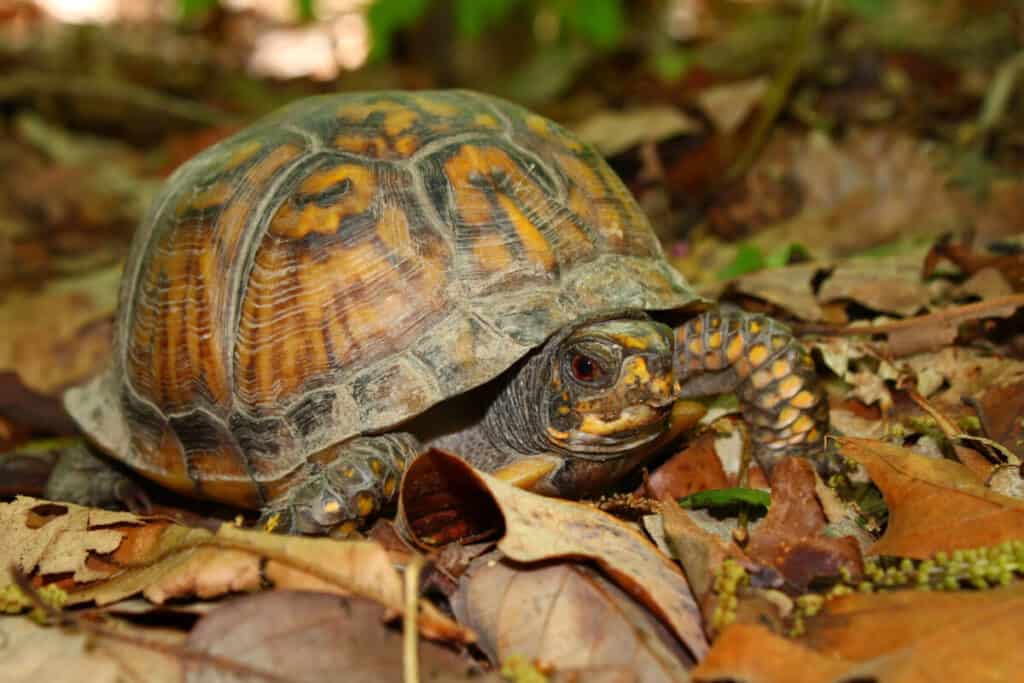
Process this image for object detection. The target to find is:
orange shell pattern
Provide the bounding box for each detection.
[65,90,696,507]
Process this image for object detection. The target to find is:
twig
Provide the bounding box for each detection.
[0,70,237,127]
[722,0,830,185]
[403,555,425,683]
[976,50,1024,143]
[9,566,295,683]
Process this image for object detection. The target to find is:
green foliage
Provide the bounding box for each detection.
[367,0,430,60]
[178,0,218,21]
[366,0,628,62]
[456,0,524,39]
[840,0,892,18]
[295,0,316,22]
[717,242,808,280]
[678,487,772,512]
[558,0,625,49]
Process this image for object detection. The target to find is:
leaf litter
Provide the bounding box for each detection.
[4,0,1024,680]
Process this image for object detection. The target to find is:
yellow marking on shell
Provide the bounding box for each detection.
[409,95,461,118]
[748,344,770,367]
[708,331,722,349]
[383,108,418,136]
[526,114,551,136]
[472,232,516,273]
[726,335,744,363]
[383,475,397,498]
[269,165,375,239]
[789,433,809,445]
[322,500,342,514]
[474,113,500,128]
[791,390,818,409]
[751,369,774,389]
[771,359,791,379]
[688,339,703,355]
[355,492,376,517]
[772,335,786,350]
[703,351,724,371]
[394,135,420,156]
[778,375,802,399]
[791,414,815,434]
[337,98,405,121]
[224,140,263,170]
[181,181,232,214]
[775,406,799,428]
[496,194,557,272]
[806,428,821,443]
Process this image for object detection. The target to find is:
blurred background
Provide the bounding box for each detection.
[0,0,1022,447]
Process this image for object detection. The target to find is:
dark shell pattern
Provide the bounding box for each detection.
[65,90,697,507]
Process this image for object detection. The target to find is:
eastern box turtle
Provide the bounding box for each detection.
[57,90,828,534]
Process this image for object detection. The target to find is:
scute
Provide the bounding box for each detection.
[64,90,699,508]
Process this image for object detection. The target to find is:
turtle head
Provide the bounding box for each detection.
[542,317,676,456]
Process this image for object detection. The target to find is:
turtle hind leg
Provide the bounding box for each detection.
[259,432,421,536]
[674,308,829,474]
[44,442,151,513]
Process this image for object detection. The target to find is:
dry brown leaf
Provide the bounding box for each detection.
[800,583,1024,681]
[641,431,731,500]
[184,591,493,683]
[721,263,825,322]
[573,106,701,157]
[0,265,119,395]
[696,78,766,135]
[692,623,848,683]
[837,436,1024,557]
[452,552,693,678]
[744,458,863,590]
[816,252,932,317]
[399,451,708,660]
[0,495,141,587]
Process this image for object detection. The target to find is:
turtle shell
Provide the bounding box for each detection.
[65,90,698,508]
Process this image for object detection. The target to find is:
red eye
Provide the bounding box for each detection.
[570,353,602,382]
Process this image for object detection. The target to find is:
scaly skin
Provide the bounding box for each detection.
[256,311,828,535]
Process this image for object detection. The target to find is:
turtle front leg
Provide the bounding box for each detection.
[674,309,829,473]
[45,442,151,512]
[259,432,420,536]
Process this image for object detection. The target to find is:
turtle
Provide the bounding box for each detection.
[55,90,829,535]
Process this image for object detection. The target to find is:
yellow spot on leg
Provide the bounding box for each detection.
[726,335,744,363]
[771,359,791,379]
[791,390,818,409]
[748,345,770,367]
[356,492,376,517]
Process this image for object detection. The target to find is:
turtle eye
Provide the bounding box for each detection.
[570,353,604,383]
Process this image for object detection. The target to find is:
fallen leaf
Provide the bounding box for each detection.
[452,552,693,678]
[573,106,701,157]
[801,583,1024,680]
[696,78,767,135]
[184,591,493,683]
[0,495,140,587]
[744,458,863,591]
[837,437,1024,557]
[692,623,847,683]
[0,264,119,395]
[642,431,731,500]
[399,451,709,660]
